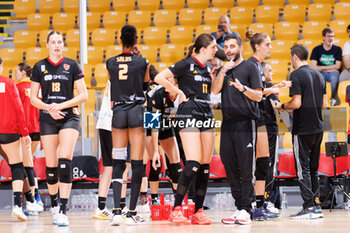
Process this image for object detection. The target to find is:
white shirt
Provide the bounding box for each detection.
[343,40,350,56]
[96,80,112,131]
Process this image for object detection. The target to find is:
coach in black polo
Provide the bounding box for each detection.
[275,44,327,219]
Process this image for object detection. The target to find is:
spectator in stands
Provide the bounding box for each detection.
[339,24,350,82]
[211,15,241,61]
[311,27,342,106]
[209,56,222,109]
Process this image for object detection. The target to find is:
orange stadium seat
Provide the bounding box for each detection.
[13,31,37,49]
[83,64,92,88]
[52,13,76,31]
[94,63,108,89]
[27,14,51,32]
[262,0,285,8]
[106,45,122,60]
[138,0,160,11]
[0,48,23,67]
[128,10,152,29]
[229,7,254,25]
[91,28,116,47]
[302,21,328,40]
[154,62,171,71]
[195,25,216,36]
[143,27,167,45]
[329,20,350,39]
[159,44,185,63]
[153,10,177,28]
[289,0,310,4]
[25,47,49,66]
[39,30,51,47]
[333,38,347,48]
[265,59,289,84]
[249,23,273,39]
[313,0,334,3]
[211,0,234,8]
[65,29,81,47]
[1,66,11,78]
[112,0,135,12]
[178,8,202,27]
[162,0,185,10]
[337,81,350,106]
[236,0,259,8]
[297,39,322,60]
[38,0,61,14]
[307,3,332,22]
[230,24,247,41]
[255,5,280,24]
[14,0,36,19]
[271,40,295,60]
[242,41,253,59]
[187,0,210,9]
[63,0,79,13]
[139,45,158,63]
[87,46,104,66]
[274,22,300,41]
[103,11,127,29]
[61,47,78,60]
[334,2,350,21]
[88,0,111,12]
[204,8,228,25]
[169,26,194,44]
[283,4,307,26]
[86,12,102,30]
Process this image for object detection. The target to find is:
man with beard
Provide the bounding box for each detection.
[212,34,263,225]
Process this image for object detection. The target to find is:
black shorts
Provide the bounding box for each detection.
[40,118,80,136]
[256,116,266,127]
[29,133,40,141]
[0,133,20,144]
[112,104,144,129]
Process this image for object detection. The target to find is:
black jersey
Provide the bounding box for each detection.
[151,86,175,116]
[31,57,84,123]
[264,82,279,134]
[107,52,148,109]
[146,80,158,111]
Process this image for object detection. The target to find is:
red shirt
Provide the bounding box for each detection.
[16,78,40,133]
[0,75,29,136]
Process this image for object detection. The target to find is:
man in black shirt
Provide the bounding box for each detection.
[275,44,327,219]
[212,34,263,225]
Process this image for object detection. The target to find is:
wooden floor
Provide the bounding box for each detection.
[1,209,350,233]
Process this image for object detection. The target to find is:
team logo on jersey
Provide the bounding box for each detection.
[64,64,70,71]
[228,78,235,86]
[41,65,45,72]
[193,70,198,74]
[44,74,53,81]
[190,64,194,71]
[143,111,161,129]
[44,70,48,74]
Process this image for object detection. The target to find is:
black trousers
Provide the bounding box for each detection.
[293,132,323,208]
[220,119,256,213]
[265,132,279,200]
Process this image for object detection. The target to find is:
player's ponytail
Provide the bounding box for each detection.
[17,62,32,78]
[186,44,195,58]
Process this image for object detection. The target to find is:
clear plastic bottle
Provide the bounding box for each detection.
[282,193,288,210]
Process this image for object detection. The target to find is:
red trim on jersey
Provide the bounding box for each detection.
[16,78,31,84]
[251,56,261,63]
[47,56,65,66]
[191,56,205,68]
[168,93,175,102]
[122,52,132,54]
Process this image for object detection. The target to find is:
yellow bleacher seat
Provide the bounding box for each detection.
[13,31,37,49]
[271,40,296,60]
[38,0,61,14]
[313,0,334,3]
[229,6,253,25]
[334,2,350,21]
[83,64,92,88]
[63,0,79,13]
[195,25,216,36]
[78,12,101,30]
[262,0,285,8]
[159,44,185,63]
[249,23,273,39]
[153,10,177,28]
[278,86,292,103]
[61,47,77,60]
[307,3,332,22]
[137,0,160,11]
[25,47,49,66]
[338,81,350,106]
[326,82,332,104]
[204,8,228,25]
[139,45,158,63]
[283,4,307,26]
[65,29,81,48]
[39,29,50,48]
[52,13,76,31]
[282,132,293,150]
[178,8,202,27]
[103,11,127,29]
[162,0,185,10]
[274,22,300,41]
[242,41,253,60]
[87,46,104,66]
[1,66,11,78]
[128,10,152,29]
[143,27,168,45]
[336,132,347,142]
[94,63,108,89]
[211,0,234,8]
[236,0,259,8]
[113,0,135,12]
[320,132,328,153]
[88,0,110,12]
[27,14,50,32]
[329,20,350,40]
[255,5,280,24]
[265,59,289,84]
[154,62,172,71]
[169,26,194,44]
[302,21,328,40]
[91,28,116,47]
[187,0,210,9]
[297,39,322,57]
[85,89,97,115]
[106,45,122,60]
[289,0,310,4]
[333,39,347,48]
[230,24,247,42]
[14,0,36,19]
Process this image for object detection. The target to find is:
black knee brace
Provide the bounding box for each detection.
[255,157,270,181]
[168,162,182,184]
[58,158,72,184]
[46,167,58,185]
[131,160,144,184]
[149,160,161,182]
[10,162,25,181]
[112,160,126,180]
[178,160,200,189]
[24,167,36,186]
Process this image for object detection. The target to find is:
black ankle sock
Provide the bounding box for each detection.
[24,190,34,203]
[256,195,265,208]
[50,193,59,208]
[98,196,106,210]
[14,192,22,207]
[120,198,126,209]
[151,194,158,201]
[59,198,68,214]
[140,192,147,198]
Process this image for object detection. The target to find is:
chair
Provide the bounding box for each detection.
[333,38,347,48]
[61,47,77,60]
[242,41,253,60]
[33,157,47,180]
[94,63,108,89]
[195,24,216,36]
[143,27,168,45]
[139,45,158,63]
[178,8,202,27]
[302,21,328,40]
[313,0,334,3]
[329,20,350,40]
[230,24,247,41]
[52,13,76,31]
[137,0,160,11]
[262,0,285,8]
[27,13,50,32]
[162,0,185,10]
[338,81,350,106]
[25,47,49,66]
[187,0,210,9]
[169,26,194,44]
[63,0,79,13]
[13,31,37,49]
[278,86,292,103]
[211,0,234,8]
[209,154,226,179]
[271,40,295,60]
[103,11,126,29]
[318,152,350,176]
[112,0,135,12]
[38,0,61,14]
[0,48,23,67]
[78,12,101,30]
[297,39,322,57]
[255,5,280,24]
[88,0,111,12]
[283,4,307,25]
[13,0,36,19]
[277,152,296,177]
[154,62,172,71]
[334,2,350,20]
[91,28,116,47]
[274,22,300,41]
[1,66,11,78]
[236,0,260,8]
[249,23,273,38]
[65,29,81,47]
[229,6,254,25]
[106,45,122,60]
[127,10,152,29]
[289,0,310,3]
[0,159,12,181]
[87,46,104,66]
[204,8,228,25]
[265,59,289,84]
[83,64,92,88]
[159,44,185,63]
[153,10,177,28]
[307,3,332,22]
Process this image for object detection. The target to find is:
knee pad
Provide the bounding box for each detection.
[182,160,200,181]
[46,167,58,185]
[10,162,25,181]
[168,162,182,183]
[58,158,72,184]
[149,160,161,182]
[112,147,128,160]
[131,160,144,184]
[255,157,270,181]
[112,160,126,181]
[24,167,36,186]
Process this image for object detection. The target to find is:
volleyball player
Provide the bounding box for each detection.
[108,25,149,226]
[154,33,217,225]
[0,57,32,221]
[30,31,88,226]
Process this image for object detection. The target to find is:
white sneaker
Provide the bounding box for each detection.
[35,201,44,213]
[51,206,60,225]
[135,202,150,213]
[12,205,27,222]
[125,213,147,225]
[221,210,240,224]
[265,202,279,214]
[27,201,42,213]
[56,212,69,227]
[93,207,112,220]
[110,214,123,226]
[236,209,252,225]
[121,206,129,218]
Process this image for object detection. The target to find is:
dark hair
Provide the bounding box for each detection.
[261,61,270,72]
[47,31,62,43]
[120,25,138,48]
[322,27,334,37]
[0,57,2,65]
[246,30,269,52]
[348,24,350,31]
[17,62,32,77]
[187,33,215,58]
[224,33,243,46]
[290,44,309,61]
[149,64,159,81]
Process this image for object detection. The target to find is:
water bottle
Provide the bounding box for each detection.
[282,193,288,210]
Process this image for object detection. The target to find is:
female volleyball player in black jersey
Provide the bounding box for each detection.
[155,33,217,225]
[108,25,149,226]
[30,31,88,227]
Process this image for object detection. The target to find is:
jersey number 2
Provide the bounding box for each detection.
[202,84,208,94]
[52,82,61,92]
[119,64,128,80]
